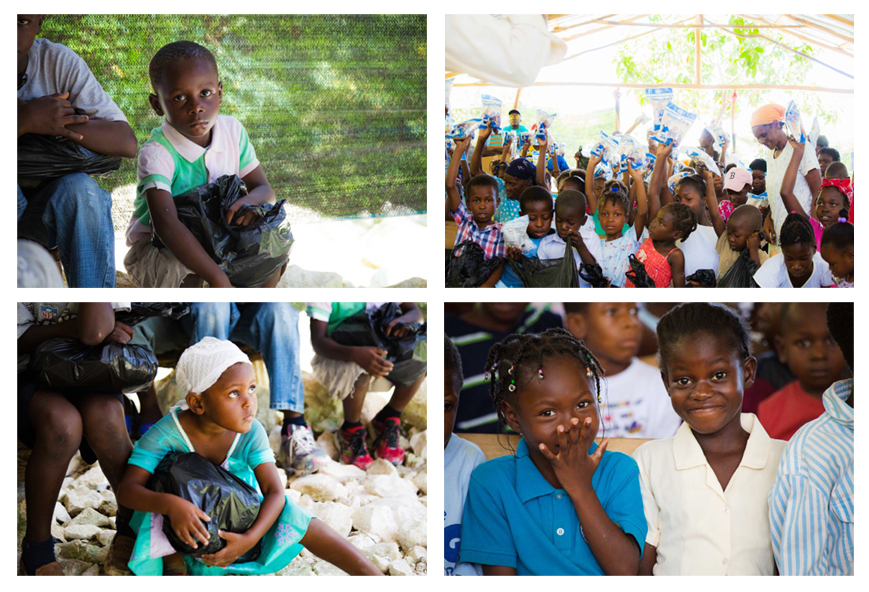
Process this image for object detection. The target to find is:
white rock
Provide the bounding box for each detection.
[57,558,94,576]
[366,459,398,476]
[318,461,365,483]
[408,546,427,565]
[77,466,109,491]
[315,432,339,460]
[54,502,71,525]
[312,560,349,576]
[414,560,427,575]
[363,541,401,573]
[290,474,347,502]
[97,529,115,547]
[411,470,427,494]
[285,488,303,504]
[397,516,426,551]
[275,468,288,489]
[281,265,347,288]
[352,504,397,543]
[363,475,418,498]
[68,507,112,529]
[81,564,101,576]
[99,490,118,517]
[388,558,414,576]
[278,556,315,576]
[51,521,67,543]
[311,501,353,537]
[409,431,427,459]
[63,487,103,516]
[64,524,101,541]
[347,533,377,551]
[269,425,283,457]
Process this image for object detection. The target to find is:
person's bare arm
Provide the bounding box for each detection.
[146,187,233,287]
[482,565,517,576]
[584,153,602,213]
[445,138,470,214]
[747,232,763,268]
[479,261,504,287]
[569,232,598,266]
[638,543,657,575]
[471,123,493,177]
[648,142,672,219]
[536,137,548,188]
[300,519,382,575]
[17,302,115,352]
[310,319,393,377]
[223,165,276,227]
[668,248,686,287]
[629,168,648,240]
[701,169,726,237]
[805,168,822,205]
[779,139,809,217]
[65,119,138,158]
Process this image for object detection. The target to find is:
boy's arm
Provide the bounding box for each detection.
[629,168,648,240]
[470,123,493,177]
[569,231,598,265]
[638,544,657,575]
[222,165,277,226]
[17,302,115,352]
[747,232,763,268]
[585,153,602,213]
[310,319,393,377]
[445,138,470,213]
[479,261,504,288]
[201,462,286,567]
[146,188,233,288]
[647,142,672,219]
[779,140,809,217]
[536,138,548,188]
[300,519,382,575]
[701,169,726,237]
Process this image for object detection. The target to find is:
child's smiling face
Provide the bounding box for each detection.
[150,56,222,148]
[815,187,846,228]
[503,356,598,476]
[197,362,257,433]
[662,333,756,435]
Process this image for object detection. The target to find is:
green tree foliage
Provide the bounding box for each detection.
[41,14,426,218]
[613,15,840,126]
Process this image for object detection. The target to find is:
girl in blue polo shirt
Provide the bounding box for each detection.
[460,328,647,575]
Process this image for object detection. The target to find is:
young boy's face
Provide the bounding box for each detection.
[444,368,460,448]
[17,15,43,70]
[566,303,641,370]
[726,218,758,252]
[467,186,496,225]
[776,304,847,397]
[555,205,585,241]
[820,243,853,281]
[150,57,222,148]
[726,184,750,207]
[818,152,835,176]
[523,200,553,239]
[751,169,766,194]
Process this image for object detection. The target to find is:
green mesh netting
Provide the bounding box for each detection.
[40,14,426,219]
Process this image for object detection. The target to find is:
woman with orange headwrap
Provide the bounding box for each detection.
[751,104,822,245]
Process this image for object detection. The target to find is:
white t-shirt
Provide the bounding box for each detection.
[537,218,602,288]
[444,434,486,576]
[679,224,720,278]
[764,141,820,239]
[753,251,833,288]
[598,358,682,439]
[18,38,127,122]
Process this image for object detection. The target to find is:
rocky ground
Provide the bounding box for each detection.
[17,370,428,576]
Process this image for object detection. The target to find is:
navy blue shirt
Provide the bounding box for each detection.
[460,439,647,575]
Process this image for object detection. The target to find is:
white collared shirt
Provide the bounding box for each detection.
[633,414,786,575]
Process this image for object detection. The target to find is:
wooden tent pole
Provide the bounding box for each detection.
[563,14,651,41]
[695,15,702,86]
[453,81,854,94]
[785,14,853,44]
[738,14,853,57]
[513,88,522,110]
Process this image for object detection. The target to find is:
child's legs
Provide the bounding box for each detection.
[182,302,234,342]
[261,264,285,288]
[78,395,133,495]
[41,173,116,288]
[387,373,426,413]
[342,374,371,424]
[232,303,305,416]
[25,390,83,543]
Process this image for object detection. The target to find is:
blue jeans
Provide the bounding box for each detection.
[17,174,116,288]
[182,303,306,413]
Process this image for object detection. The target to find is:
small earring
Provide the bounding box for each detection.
[508,382,516,392]
[538,368,544,380]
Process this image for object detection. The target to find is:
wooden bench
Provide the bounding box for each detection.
[459,433,650,460]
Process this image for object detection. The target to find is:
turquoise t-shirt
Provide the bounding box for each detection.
[461,438,647,575]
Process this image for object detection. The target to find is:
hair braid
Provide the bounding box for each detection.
[657,303,751,371]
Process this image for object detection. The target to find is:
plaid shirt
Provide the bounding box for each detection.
[451,200,504,260]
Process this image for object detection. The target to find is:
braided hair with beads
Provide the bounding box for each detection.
[483,327,606,429]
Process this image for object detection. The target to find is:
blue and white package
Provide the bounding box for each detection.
[519,131,531,148]
[747,192,769,204]
[652,102,697,148]
[617,134,645,169]
[645,87,674,132]
[684,147,722,176]
[594,163,613,181]
[704,125,730,149]
[808,117,820,146]
[668,170,693,195]
[784,100,805,143]
[502,215,534,253]
[598,131,620,166]
[446,119,482,140]
[536,109,557,142]
[481,95,503,132]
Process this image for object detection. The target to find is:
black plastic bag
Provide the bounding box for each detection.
[149,452,261,561]
[579,263,611,288]
[686,269,717,287]
[153,175,293,288]
[446,241,501,287]
[332,303,422,363]
[17,133,122,182]
[114,303,190,327]
[507,237,579,287]
[29,338,158,394]
[625,254,656,287]
[718,249,759,288]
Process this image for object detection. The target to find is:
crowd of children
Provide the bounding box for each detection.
[445,100,854,288]
[18,302,424,575]
[445,302,854,575]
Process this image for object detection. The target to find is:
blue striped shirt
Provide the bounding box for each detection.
[768,379,854,575]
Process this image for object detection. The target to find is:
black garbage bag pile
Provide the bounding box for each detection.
[149,452,261,562]
[625,254,657,287]
[153,175,293,288]
[579,263,610,288]
[686,269,717,287]
[446,241,501,287]
[507,237,579,287]
[332,302,423,363]
[115,303,190,327]
[29,337,158,394]
[17,133,122,182]
[718,249,760,288]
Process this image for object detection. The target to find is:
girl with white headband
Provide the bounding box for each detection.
[117,337,380,576]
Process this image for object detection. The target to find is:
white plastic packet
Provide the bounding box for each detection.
[502,215,534,253]
[446,119,482,140]
[808,117,821,146]
[445,78,455,112]
[784,100,805,143]
[633,112,651,127]
[704,125,730,149]
[536,109,557,142]
[645,87,674,132]
[652,102,697,148]
[668,170,694,195]
[684,147,722,176]
[594,163,613,181]
[482,95,503,132]
[617,134,645,169]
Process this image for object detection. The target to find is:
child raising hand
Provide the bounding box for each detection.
[460,328,646,575]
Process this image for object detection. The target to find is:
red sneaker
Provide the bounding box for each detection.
[372,417,405,465]
[337,425,373,470]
